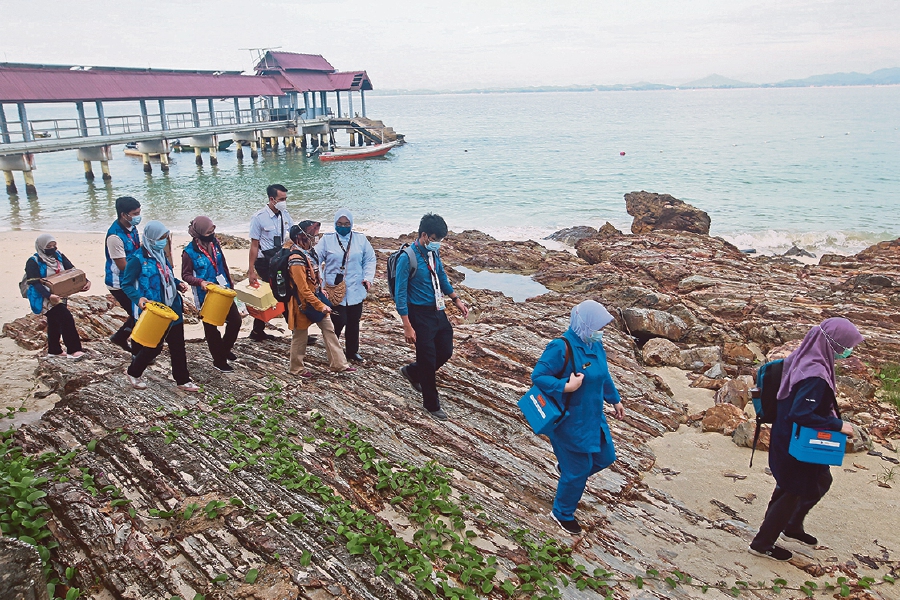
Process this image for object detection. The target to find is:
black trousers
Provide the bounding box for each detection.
[405,304,454,412]
[46,303,82,355]
[332,301,363,358]
[109,288,137,345]
[128,321,190,385]
[751,469,833,549]
[203,303,242,364]
[251,257,270,334]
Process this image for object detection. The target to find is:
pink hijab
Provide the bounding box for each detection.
[776,317,864,400]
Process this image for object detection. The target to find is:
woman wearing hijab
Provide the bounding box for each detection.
[314,208,377,362]
[182,216,241,373]
[749,317,862,561]
[24,234,90,359]
[121,221,199,392]
[286,221,356,377]
[531,300,626,535]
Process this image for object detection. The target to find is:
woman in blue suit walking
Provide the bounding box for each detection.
[531,300,626,535]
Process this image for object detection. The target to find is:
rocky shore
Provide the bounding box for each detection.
[1,193,898,599]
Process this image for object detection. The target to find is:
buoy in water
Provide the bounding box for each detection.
[619,151,625,156]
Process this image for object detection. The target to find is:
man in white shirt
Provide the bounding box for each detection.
[105,196,143,352]
[247,184,293,341]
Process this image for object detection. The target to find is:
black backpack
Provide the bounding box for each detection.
[267,248,304,303]
[749,359,784,467]
[386,243,418,300]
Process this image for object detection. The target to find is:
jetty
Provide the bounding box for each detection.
[0,51,399,196]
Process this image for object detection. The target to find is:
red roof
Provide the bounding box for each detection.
[256,52,334,72]
[273,70,373,93]
[0,64,284,103]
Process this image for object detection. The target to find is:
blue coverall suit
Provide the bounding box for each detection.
[531,329,621,521]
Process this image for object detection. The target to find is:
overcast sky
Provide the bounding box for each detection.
[2,0,898,90]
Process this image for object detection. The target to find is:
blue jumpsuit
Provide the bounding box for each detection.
[531,329,621,521]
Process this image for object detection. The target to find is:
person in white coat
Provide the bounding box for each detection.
[314,208,377,362]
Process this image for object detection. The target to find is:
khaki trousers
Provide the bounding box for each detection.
[290,315,349,374]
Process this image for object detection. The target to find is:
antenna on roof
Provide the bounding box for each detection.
[240,47,282,71]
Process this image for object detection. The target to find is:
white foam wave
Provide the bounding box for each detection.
[720,230,895,257]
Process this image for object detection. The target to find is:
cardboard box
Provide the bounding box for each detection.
[234,279,277,310]
[246,302,285,322]
[41,269,87,297]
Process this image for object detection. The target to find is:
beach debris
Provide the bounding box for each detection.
[734,492,756,504]
[784,245,816,258]
[722,471,748,481]
[853,463,869,470]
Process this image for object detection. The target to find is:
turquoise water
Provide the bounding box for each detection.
[3,86,899,254]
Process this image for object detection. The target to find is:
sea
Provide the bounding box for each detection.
[3,86,899,256]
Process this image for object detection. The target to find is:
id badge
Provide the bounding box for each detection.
[436,295,446,311]
[216,274,229,287]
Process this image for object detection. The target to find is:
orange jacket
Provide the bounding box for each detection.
[285,248,326,330]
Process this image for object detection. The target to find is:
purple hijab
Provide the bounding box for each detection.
[776,317,864,400]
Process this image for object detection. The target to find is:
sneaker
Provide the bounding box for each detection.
[427,408,448,421]
[128,375,147,390]
[213,362,234,373]
[248,331,276,342]
[749,544,792,561]
[177,381,200,392]
[227,351,237,361]
[551,513,582,535]
[47,352,67,358]
[400,366,422,392]
[348,353,365,363]
[307,335,318,345]
[67,351,86,361]
[781,531,818,547]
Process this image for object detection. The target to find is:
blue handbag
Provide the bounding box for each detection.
[518,338,575,436]
[788,423,847,466]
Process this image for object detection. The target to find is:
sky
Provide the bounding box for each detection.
[1,0,898,90]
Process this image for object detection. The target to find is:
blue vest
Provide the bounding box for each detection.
[105,221,141,288]
[133,254,183,323]
[26,253,57,314]
[183,241,231,306]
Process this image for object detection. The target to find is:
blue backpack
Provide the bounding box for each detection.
[749,359,784,467]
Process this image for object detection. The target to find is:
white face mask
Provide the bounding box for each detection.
[274,200,287,213]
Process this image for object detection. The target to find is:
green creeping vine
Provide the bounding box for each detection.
[3,382,898,600]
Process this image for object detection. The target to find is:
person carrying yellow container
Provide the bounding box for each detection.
[181,216,241,373]
[121,220,199,392]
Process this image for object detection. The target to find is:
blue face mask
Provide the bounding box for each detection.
[151,238,168,250]
[835,348,852,360]
[129,214,142,227]
[335,225,351,236]
[426,241,441,252]
[588,330,604,343]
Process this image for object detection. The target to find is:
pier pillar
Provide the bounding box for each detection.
[17,103,32,142]
[191,99,201,128]
[336,92,342,118]
[208,99,217,126]
[358,133,364,146]
[360,90,366,118]
[95,102,109,135]
[299,135,307,151]
[270,137,278,149]
[233,98,242,124]
[250,141,259,160]
[158,100,169,131]
[23,171,36,196]
[140,100,150,132]
[348,93,354,119]
[236,142,244,160]
[77,146,112,181]
[82,161,94,181]
[158,153,169,174]
[349,130,356,146]
[142,154,152,173]
[76,103,89,137]
[101,160,112,180]
[194,147,203,166]
[209,145,218,166]
[3,171,16,195]
[0,103,10,143]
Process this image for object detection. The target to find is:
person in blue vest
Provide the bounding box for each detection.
[749,317,862,562]
[181,216,241,373]
[105,196,143,353]
[24,234,91,359]
[394,213,469,421]
[121,220,198,392]
[531,300,626,535]
[314,208,377,363]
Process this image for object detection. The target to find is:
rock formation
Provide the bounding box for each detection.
[624,191,711,235]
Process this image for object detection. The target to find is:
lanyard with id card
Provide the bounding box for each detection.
[416,243,445,310]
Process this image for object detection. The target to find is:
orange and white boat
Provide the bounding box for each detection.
[318,140,400,161]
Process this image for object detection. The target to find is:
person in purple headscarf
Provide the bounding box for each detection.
[749,317,863,562]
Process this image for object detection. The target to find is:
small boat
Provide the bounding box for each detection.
[318,140,399,162]
[172,139,234,152]
[123,146,167,159]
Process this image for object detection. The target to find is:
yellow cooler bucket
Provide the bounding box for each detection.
[130,301,179,348]
[199,284,237,326]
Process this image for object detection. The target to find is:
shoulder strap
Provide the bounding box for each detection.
[404,244,417,278]
[553,337,578,424]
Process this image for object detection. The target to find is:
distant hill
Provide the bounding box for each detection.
[772,67,900,87]
[680,74,757,89]
[373,67,900,95]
